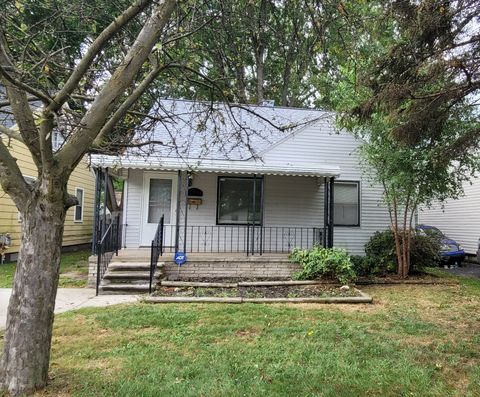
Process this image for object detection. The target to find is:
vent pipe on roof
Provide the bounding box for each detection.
[261,99,275,107]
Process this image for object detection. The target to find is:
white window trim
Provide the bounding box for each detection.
[333,180,361,227]
[74,187,84,223]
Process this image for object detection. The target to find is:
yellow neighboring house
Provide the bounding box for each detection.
[0,138,95,261]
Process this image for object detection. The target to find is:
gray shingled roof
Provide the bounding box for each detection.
[125,99,331,161]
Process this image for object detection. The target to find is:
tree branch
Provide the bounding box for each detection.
[0,95,39,108]
[0,125,24,143]
[0,65,52,105]
[0,32,43,168]
[56,0,177,173]
[93,63,168,146]
[46,0,155,113]
[0,138,30,208]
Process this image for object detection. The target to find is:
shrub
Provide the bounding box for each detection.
[363,229,441,275]
[364,230,397,274]
[350,255,392,277]
[289,246,356,284]
[410,234,441,271]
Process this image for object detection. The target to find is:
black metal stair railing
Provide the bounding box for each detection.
[149,215,164,293]
[95,215,122,295]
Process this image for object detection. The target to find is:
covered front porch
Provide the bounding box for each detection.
[117,164,339,256]
[90,162,341,293]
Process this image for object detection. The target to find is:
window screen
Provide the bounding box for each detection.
[334,182,359,226]
[217,177,262,225]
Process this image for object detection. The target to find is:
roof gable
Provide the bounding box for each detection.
[125,99,330,161]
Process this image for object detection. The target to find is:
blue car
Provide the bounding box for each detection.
[416,225,465,268]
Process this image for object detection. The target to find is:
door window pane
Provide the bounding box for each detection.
[334,182,359,226]
[148,179,172,223]
[217,177,262,224]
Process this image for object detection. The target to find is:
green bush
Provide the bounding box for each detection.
[362,229,440,275]
[289,246,356,284]
[410,234,441,271]
[350,255,393,277]
[364,230,397,274]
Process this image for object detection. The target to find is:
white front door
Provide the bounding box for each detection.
[141,172,177,247]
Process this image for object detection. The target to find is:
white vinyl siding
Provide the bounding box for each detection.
[419,176,480,254]
[122,117,391,255]
[261,118,390,255]
[124,169,144,248]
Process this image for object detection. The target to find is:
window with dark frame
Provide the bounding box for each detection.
[217,177,263,225]
[333,181,360,226]
[74,188,84,222]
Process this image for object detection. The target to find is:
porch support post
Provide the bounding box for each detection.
[250,174,257,255]
[328,176,335,248]
[183,171,190,253]
[91,168,102,254]
[323,177,329,248]
[174,170,182,253]
[175,170,182,252]
[259,175,265,255]
[102,167,108,234]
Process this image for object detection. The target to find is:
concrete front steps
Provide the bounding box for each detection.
[90,250,298,294]
[98,261,164,295]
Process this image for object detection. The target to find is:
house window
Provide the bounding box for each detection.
[334,181,360,226]
[74,188,84,222]
[217,177,263,225]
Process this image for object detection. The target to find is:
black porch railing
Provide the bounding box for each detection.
[95,216,122,295]
[149,215,164,293]
[161,225,325,254]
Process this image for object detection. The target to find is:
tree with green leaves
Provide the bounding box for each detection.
[154,0,344,107]
[332,0,480,276]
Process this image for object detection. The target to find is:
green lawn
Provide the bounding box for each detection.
[0,250,90,288]
[20,274,480,396]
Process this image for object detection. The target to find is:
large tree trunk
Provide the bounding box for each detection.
[0,189,67,396]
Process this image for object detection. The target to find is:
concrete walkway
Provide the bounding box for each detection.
[0,288,138,330]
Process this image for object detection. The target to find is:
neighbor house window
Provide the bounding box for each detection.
[74,188,84,222]
[217,177,263,225]
[334,181,360,226]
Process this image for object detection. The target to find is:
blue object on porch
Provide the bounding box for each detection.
[174,252,187,265]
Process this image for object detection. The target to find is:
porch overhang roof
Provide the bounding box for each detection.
[90,155,341,178]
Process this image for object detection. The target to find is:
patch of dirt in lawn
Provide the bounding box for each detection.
[60,271,86,280]
[154,284,361,298]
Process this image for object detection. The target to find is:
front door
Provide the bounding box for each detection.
[141,172,177,247]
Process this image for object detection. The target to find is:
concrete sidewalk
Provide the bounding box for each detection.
[0,288,138,330]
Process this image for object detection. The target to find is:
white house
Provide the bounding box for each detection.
[419,176,480,256]
[90,99,390,261]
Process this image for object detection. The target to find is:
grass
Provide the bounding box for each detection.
[0,250,90,288]
[12,273,476,396]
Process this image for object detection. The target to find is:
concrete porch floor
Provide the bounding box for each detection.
[115,248,290,262]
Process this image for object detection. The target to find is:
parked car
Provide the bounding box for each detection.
[477,238,480,264]
[416,225,465,268]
